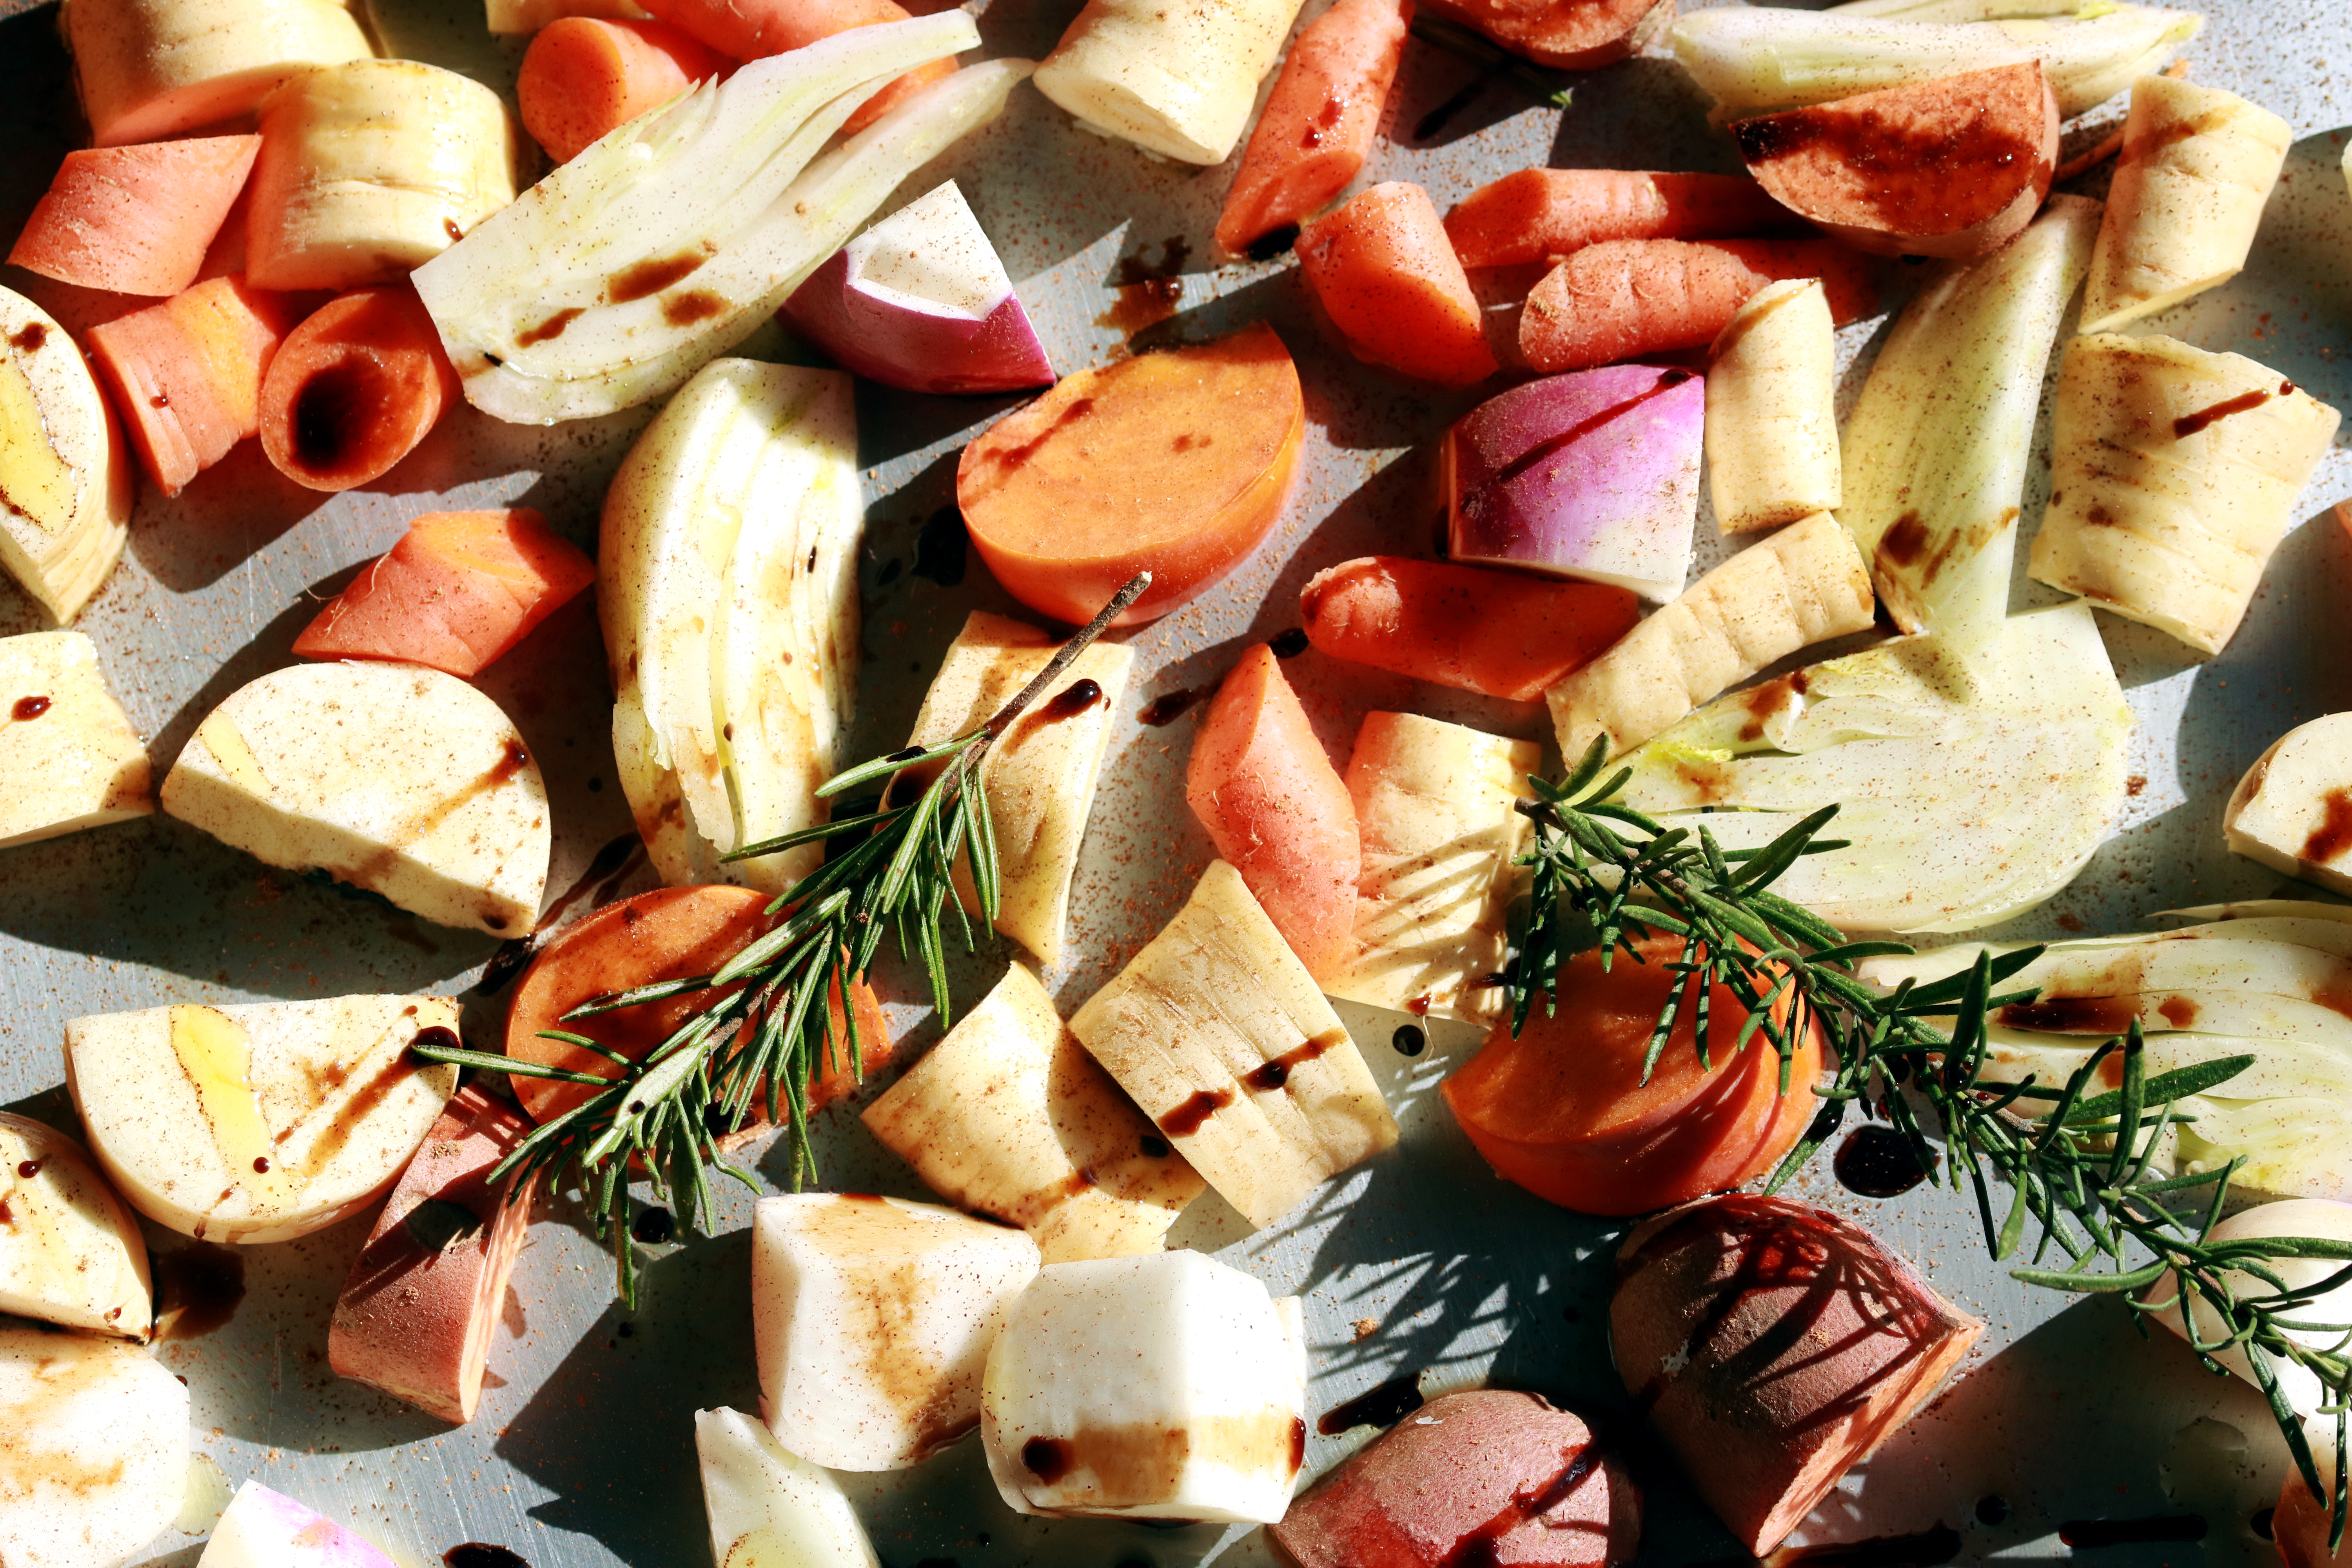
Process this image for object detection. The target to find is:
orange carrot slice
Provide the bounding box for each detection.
[1184,644,1361,979]
[517,17,728,165]
[256,284,458,492]
[85,274,298,497]
[1298,181,1498,386]
[1214,0,1412,258]
[1519,237,1879,373]
[292,508,596,678]
[1444,169,1797,270]
[632,0,956,133]
[7,136,261,298]
[1300,555,1640,703]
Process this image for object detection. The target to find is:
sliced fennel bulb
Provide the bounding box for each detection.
[1611,602,2132,934]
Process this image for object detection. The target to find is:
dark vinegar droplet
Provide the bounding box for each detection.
[1140,1135,1172,1159]
[1317,1374,1424,1434]
[1834,1125,1933,1197]
[1976,1495,2012,1526]
[410,1025,461,1054]
[444,1547,533,1568]
[16,1160,39,1179]
[252,1157,270,1174]
[632,1206,675,1244]
[1268,627,1310,658]
[1022,1435,1074,1483]
[1392,1025,1426,1057]
[11,695,51,721]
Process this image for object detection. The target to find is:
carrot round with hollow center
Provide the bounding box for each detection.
[1444,168,1797,270]
[1213,0,1412,258]
[518,17,728,165]
[1519,236,1879,373]
[1298,180,1498,386]
[1184,644,1361,979]
[1300,555,1640,703]
[7,136,261,298]
[257,283,459,492]
[85,273,299,497]
[630,0,956,133]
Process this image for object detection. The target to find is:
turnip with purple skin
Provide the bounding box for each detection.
[196,1483,396,1567]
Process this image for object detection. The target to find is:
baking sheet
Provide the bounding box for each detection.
[3,0,2352,1561]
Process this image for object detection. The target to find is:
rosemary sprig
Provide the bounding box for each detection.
[1509,739,2352,1543]
[414,572,1152,1305]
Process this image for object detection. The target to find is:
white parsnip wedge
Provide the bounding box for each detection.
[64,0,374,147]
[2027,334,2338,655]
[862,964,1204,1262]
[0,1112,150,1338]
[2079,75,2291,334]
[1705,279,1841,535]
[1033,0,1306,164]
[753,1195,1040,1471]
[1837,194,2099,654]
[696,1408,882,1568]
[981,1251,1308,1523]
[161,661,550,935]
[900,612,1132,965]
[1548,512,1875,763]
[2224,714,2352,895]
[1321,713,1539,1026]
[0,631,151,850]
[0,1323,187,1568]
[0,288,131,623]
[1615,601,2131,933]
[1072,860,1397,1229]
[601,359,861,892]
[66,996,459,1244]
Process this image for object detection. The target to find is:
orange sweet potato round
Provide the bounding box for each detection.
[956,322,1304,626]
[1441,935,1820,1215]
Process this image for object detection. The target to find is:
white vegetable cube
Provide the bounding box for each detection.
[0,1322,188,1568]
[66,996,459,1244]
[0,288,131,622]
[0,630,150,849]
[0,1112,151,1337]
[752,1194,1040,1471]
[696,1407,882,1568]
[196,1482,394,1568]
[2227,714,2352,895]
[981,1250,1308,1523]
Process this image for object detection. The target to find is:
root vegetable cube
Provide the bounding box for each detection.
[0,1112,151,1338]
[2225,714,2352,896]
[0,631,151,850]
[1704,277,1841,535]
[65,996,459,1244]
[196,1482,394,1567]
[752,1194,1040,1471]
[66,0,374,148]
[0,286,133,622]
[981,1250,1307,1523]
[695,1407,882,1568]
[0,1321,189,1568]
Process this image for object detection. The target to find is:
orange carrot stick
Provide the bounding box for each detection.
[1298,180,1498,387]
[1444,169,1799,270]
[631,0,956,132]
[1185,644,1361,979]
[1214,0,1412,258]
[517,17,728,164]
[85,274,298,497]
[8,135,261,298]
[1300,555,1640,703]
[1519,237,1879,373]
[292,508,596,677]
[257,284,458,492]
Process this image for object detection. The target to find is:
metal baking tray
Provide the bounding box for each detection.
[2,0,2348,1560]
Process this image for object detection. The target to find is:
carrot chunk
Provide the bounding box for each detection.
[257,284,459,492]
[1298,181,1498,386]
[631,0,956,133]
[1213,0,1412,258]
[517,17,728,165]
[84,274,298,497]
[7,135,261,298]
[1184,644,1361,979]
[1444,168,1796,270]
[1519,237,1879,373]
[1300,555,1639,703]
[292,508,596,678]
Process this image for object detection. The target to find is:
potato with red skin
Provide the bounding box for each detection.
[1272,1389,1640,1568]
[1442,936,1821,1215]
[1298,182,1497,387]
[1612,1195,1985,1555]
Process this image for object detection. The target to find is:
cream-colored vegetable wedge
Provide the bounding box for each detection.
[1071,860,1397,1229]
[981,1251,1308,1522]
[196,1481,395,1568]
[161,661,550,935]
[900,612,1132,965]
[696,1408,882,1568]
[752,1194,1040,1471]
[1321,712,1539,1026]
[2028,334,2338,655]
[0,289,131,624]
[601,359,861,892]
[1614,601,2132,932]
[1837,194,2099,655]
[2079,75,2291,334]
[65,0,374,147]
[1548,512,1875,763]
[67,996,459,1243]
[1033,0,1308,163]
[0,1323,188,1568]
[1705,279,1841,534]
[0,1112,150,1338]
[862,964,1204,1262]
[247,59,518,292]
[0,631,151,849]
[2224,713,2352,895]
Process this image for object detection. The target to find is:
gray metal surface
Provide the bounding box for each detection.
[1,0,2349,1562]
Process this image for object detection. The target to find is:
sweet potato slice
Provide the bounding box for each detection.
[1421,0,1673,70]
[1733,62,2058,260]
